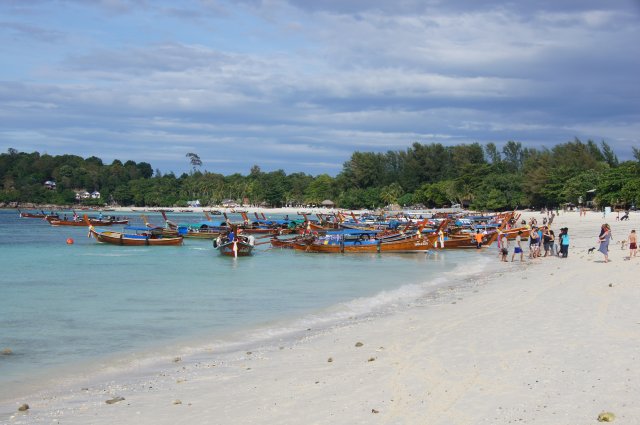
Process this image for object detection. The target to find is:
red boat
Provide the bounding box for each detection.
[47,214,129,226]
[18,209,48,218]
[86,214,182,246]
[88,226,183,246]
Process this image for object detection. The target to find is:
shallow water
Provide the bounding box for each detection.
[0,209,495,400]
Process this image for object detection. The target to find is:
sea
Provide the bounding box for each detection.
[0,209,499,405]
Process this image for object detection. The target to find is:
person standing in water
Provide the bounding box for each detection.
[474,230,483,249]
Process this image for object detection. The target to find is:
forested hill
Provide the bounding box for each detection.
[1,140,639,210]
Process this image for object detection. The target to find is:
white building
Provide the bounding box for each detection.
[75,190,91,200]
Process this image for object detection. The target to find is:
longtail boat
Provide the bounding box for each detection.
[270,234,314,249]
[214,238,254,257]
[435,212,512,249]
[293,219,445,253]
[233,212,293,235]
[86,216,183,246]
[141,214,180,237]
[502,226,531,240]
[18,209,52,219]
[213,229,254,257]
[48,214,129,226]
[161,211,226,239]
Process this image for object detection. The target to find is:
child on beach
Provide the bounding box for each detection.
[474,230,483,249]
[628,230,636,259]
[559,227,570,258]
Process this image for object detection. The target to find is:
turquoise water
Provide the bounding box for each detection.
[0,209,493,400]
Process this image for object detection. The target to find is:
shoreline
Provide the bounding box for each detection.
[6,205,466,217]
[3,211,640,423]
[0,250,498,410]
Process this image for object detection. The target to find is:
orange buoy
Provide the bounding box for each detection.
[66,238,74,245]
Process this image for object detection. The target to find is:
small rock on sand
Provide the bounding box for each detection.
[18,404,29,411]
[327,357,333,363]
[173,400,182,405]
[355,342,363,347]
[105,396,125,405]
[173,357,181,363]
[1,348,12,355]
[597,412,615,422]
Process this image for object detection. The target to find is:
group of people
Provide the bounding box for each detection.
[498,225,570,262]
[497,217,637,264]
[214,227,256,248]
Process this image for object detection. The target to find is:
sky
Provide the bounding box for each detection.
[1,0,639,176]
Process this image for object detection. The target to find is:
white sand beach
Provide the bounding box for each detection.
[4,210,639,424]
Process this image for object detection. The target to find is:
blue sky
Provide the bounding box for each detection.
[1,0,639,176]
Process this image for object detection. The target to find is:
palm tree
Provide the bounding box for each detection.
[186,152,202,173]
[380,182,403,206]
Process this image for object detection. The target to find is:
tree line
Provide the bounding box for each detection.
[1,140,639,210]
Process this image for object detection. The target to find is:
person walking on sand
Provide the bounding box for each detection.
[511,231,524,262]
[559,227,570,258]
[500,233,509,262]
[629,230,637,259]
[529,226,539,258]
[598,224,611,263]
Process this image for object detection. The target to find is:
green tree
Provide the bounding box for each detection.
[380,182,403,206]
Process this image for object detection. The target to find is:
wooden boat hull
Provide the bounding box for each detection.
[437,213,512,249]
[238,227,278,235]
[182,230,221,239]
[294,234,438,253]
[49,218,129,226]
[18,211,47,218]
[270,235,313,248]
[89,228,183,246]
[503,227,531,239]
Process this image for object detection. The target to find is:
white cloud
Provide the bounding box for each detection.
[0,0,638,173]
